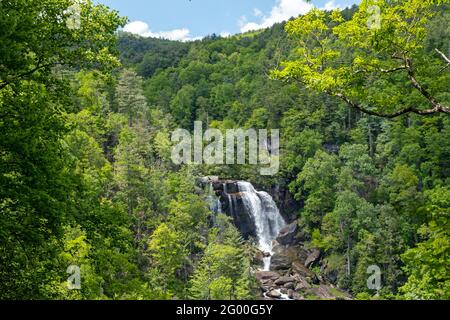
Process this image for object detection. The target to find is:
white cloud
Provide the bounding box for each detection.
[123,21,200,42]
[123,21,150,36]
[220,31,231,38]
[253,8,263,17]
[322,0,340,11]
[239,0,314,33]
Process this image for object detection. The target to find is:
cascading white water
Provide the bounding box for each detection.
[237,181,286,271]
[206,183,222,214]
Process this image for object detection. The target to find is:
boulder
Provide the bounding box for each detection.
[294,278,311,291]
[260,277,275,291]
[274,276,295,286]
[276,221,299,245]
[288,289,295,299]
[297,246,310,262]
[270,253,292,271]
[253,250,265,267]
[283,282,295,290]
[270,244,299,271]
[321,259,338,284]
[305,249,321,268]
[292,261,314,278]
[266,290,282,299]
[260,278,274,286]
[255,271,280,281]
[260,285,270,293]
[323,268,338,284]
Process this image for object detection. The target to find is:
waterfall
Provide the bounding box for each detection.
[206,183,222,214]
[216,198,222,214]
[204,179,286,271]
[237,181,286,271]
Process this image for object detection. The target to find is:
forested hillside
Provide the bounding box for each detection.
[0,0,449,300]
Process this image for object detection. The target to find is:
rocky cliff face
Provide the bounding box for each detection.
[263,184,300,223]
[211,179,257,239]
[200,177,297,228]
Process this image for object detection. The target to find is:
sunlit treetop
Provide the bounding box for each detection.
[272,0,450,118]
[0,0,127,90]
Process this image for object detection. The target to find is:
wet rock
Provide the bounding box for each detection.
[212,182,224,191]
[276,221,299,246]
[198,176,220,185]
[260,285,270,293]
[266,290,282,299]
[288,289,295,299]
[213,180,239,194]
[260,278,275,292]
[270,244,299,271]
[253,250,265,267]
[220,193,256,239]
[264,185,301,223]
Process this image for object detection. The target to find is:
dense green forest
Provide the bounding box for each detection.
[0,0,449,300]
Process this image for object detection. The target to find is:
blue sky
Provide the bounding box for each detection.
[96,0,359,41]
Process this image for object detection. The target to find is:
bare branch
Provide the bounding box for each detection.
[328,56,450,118]
[435,48,450,64]
[380,66,407,73]
[332,91,450,118]
[0,59,53,90]
[435,48,450,72]
[354,66,406,75]
[404,57,445,109]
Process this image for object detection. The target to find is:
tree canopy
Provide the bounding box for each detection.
[272,0,450,118]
